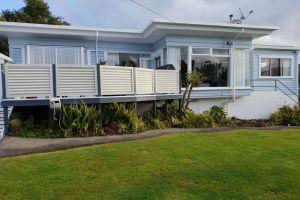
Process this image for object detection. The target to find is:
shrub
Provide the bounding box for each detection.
[270,105,300,126]
[9,118,22,133]
[60,103,101,137]
[209,106,226,125]
[102,103,144,134]
[227,117,270,127]
[182,109,215,128]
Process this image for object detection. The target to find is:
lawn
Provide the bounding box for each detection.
[0,129,299,200]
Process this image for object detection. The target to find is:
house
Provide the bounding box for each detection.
[0,20,298,134]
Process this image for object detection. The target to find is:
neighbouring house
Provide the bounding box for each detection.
[0,20,299,135]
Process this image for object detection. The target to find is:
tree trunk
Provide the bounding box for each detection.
[184,85,193,109]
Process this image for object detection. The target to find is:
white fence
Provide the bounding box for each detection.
[100,66,135,96]
[56,65,97,97]
[3,64,180,98]
[4,64,52,98]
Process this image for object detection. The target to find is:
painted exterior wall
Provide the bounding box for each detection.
[189,91,296,119]
[8,36,153,64]
[251,49,298,95]
[5,34,299,119]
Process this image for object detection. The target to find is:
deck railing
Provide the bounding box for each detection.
[2,64,180,99]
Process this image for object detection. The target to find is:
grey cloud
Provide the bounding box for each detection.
[46,0,300,46]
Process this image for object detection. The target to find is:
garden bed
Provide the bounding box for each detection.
[8,102,299,138]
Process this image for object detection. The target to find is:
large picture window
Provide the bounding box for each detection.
[260,57,292,77]
[192,47,229,87]
[27,45,87,65]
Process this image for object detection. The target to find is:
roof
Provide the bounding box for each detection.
[253,44,300,51]
[0,53,13,63]
[0,19,278,43]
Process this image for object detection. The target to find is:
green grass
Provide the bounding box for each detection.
[0,129,299,200]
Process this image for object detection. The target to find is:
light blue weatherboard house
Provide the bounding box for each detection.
[0,20,299,136]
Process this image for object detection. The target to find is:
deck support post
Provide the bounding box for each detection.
[134,102,138,116]
[152,100,157,118]
[98,104,102,129]
[3,106,8,136]
[178,99,182,118]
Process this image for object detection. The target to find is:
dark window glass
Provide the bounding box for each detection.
[192,55,229,87]
[192,48,210,54]
[180,48,188,87]
[270,58,280,76]
[260,58,291,77]
[212,48,229,55]
[119,53,139,67]
[155,57,161,68]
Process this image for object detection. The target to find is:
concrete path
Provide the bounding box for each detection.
[0,126,297,158]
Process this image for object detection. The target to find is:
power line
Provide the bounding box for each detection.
[129,0,174,22]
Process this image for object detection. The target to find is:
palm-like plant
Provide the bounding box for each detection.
[182,71,203,109]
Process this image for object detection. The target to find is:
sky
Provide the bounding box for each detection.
[1,0,300,46]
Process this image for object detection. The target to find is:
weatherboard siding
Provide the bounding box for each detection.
[165,35,252,48]
[191,88,252,99]
[251,49,298,95]
[8,36,153,64]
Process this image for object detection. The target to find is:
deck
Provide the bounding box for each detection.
[0,64,182,135]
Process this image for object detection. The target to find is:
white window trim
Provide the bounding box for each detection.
[191,46,231,89]
[258,55,294,79]
[191,47,230,58]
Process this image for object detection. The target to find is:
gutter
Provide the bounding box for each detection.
[231,28,245,102]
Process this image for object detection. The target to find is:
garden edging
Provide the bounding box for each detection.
[0,126,299,158]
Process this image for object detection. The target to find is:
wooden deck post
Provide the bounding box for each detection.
[3,106,8,135]
[98,104,102,129]
[152,100,157,118]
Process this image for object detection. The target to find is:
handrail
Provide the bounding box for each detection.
[275,80,298,103]
[2,64,181,99]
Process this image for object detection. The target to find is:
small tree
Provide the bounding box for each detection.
[182,71,203,109]
[0,0,70,55]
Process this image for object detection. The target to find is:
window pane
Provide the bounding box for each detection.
[29,46,55,64]
[270,58,280,76]
[57,47,81,65]
[192,55,229,87]
[281,58,291,76]
[107,53,119,66]
[234,49,250,87]
[212,48,229,55]
[261,58,270,76]
[119,53,139,67]
[168,47,181,70]
[163,48,167,65]
[180,47,188,87]
[192,48,210,54]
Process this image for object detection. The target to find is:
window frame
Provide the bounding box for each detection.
[26,44,88,65]
[259,55,293,79]
[191,47,230,88]
[106,51,152,67]
[191,47,230,58]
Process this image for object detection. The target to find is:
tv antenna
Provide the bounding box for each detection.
[229,8,254,24]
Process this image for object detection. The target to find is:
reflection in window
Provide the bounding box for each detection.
[192,56,229,87]
[260,57,292,77]
[107,52,151,68]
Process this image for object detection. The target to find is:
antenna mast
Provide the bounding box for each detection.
[229,8,254,24]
